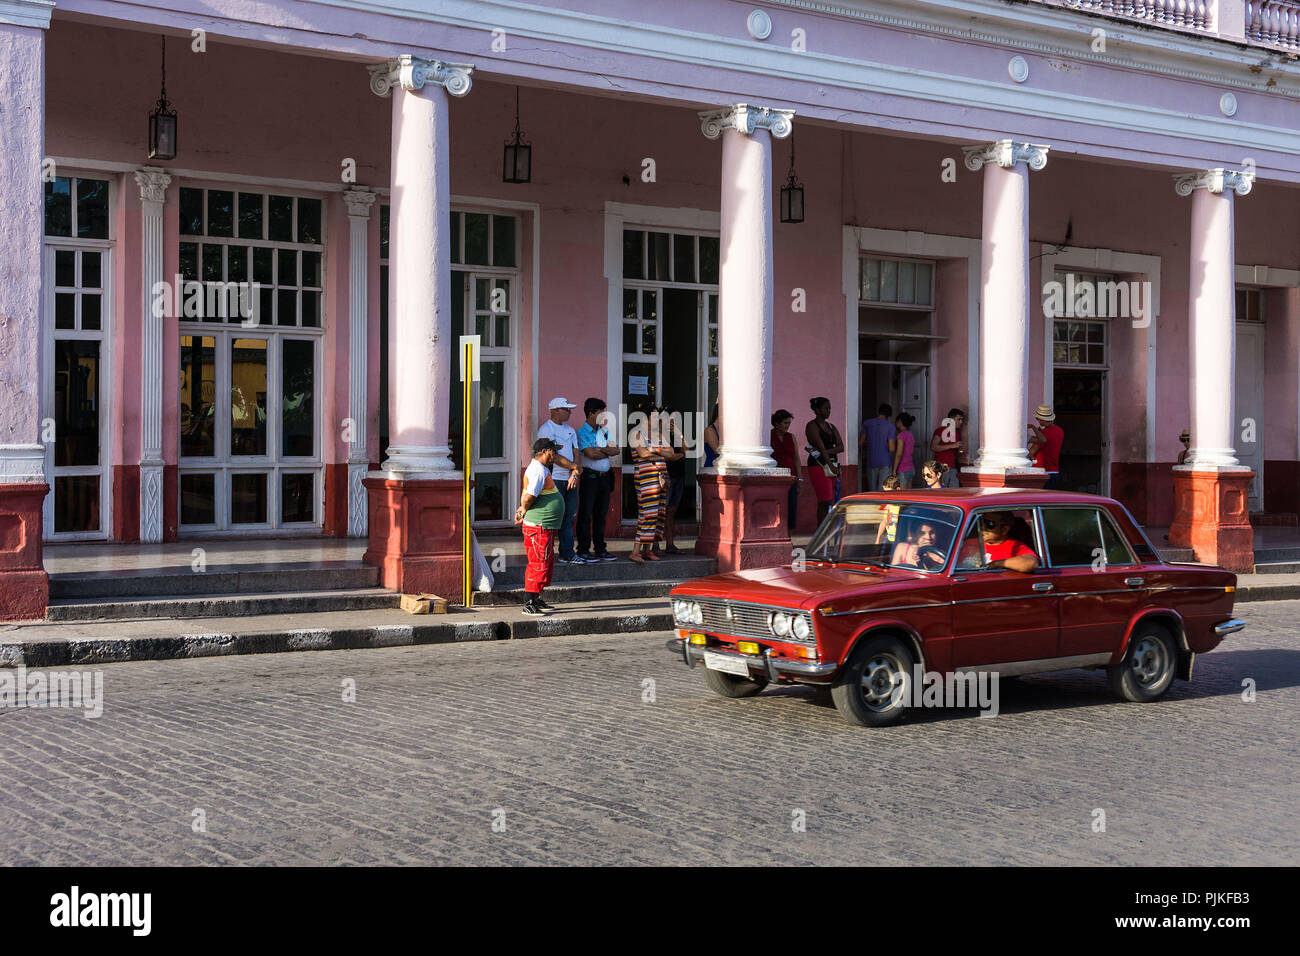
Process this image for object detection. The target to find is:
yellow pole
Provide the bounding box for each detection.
[463,341,472,607]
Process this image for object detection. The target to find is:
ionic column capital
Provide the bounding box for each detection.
[1173,167,1254,197]
[699,103,794,141]
[134,166,172,206]
[368,55,474,98]
[962,139,1050,172]
[343,186,377,219]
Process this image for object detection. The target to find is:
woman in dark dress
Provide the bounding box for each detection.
[770,408,804,535]
[805,396,845,525]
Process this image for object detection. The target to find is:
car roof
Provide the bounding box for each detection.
[839,488,1121,511]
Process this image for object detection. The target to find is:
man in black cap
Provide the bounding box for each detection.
[514,438,565,615]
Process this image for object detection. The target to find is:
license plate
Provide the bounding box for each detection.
[704,651,752,677]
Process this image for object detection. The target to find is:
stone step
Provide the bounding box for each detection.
[46,588,399,623]
[1249,561,1300,575]
[490,553,715,589]
[2,599,675,668]
[48,562,379,599]
[473,580,677,606]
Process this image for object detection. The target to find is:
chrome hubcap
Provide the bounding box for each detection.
[860,653,906,711]
[1130,636,1168,686]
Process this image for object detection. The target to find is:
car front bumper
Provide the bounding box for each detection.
[1214,619,1246,637]
[665,636,838,683]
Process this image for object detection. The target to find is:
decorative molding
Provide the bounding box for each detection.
[1008,55,1029,83]
[136,167,169,542]
[963,139,1051,171]
[0,0,54,29]
[1220,92,1239,116]
[747,9,774,40]
[347,462,368,537]
[134,167,172,206]
[699,104,795,140]
[1173,166,1255,195]
[0,445,45,483]
[368,55,474,97]
[343,187,377,219]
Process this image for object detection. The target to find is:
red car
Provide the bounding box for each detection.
[667,488,1244,727]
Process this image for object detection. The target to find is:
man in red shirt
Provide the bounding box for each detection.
[1027,403,1064,489]
[979,511,1039,573]
[929,407,966,488]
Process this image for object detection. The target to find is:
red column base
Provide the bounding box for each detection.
[1168,469,1254,572]
[0,482,49,621]
[695,472,793,573]
[958,467,1048,489]
[362,476,465,598]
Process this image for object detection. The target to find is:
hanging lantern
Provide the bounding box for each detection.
[148,35,178,161]
[502,87,531,184]
[779,133,804,224]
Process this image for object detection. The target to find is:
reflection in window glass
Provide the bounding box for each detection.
[492,215,516,267]
[180,335,216,457]
[297,198,322,245]
[282,339,315,457]
[699,236,720,285]
[207,190,234,238]
[75,179,110,239]
[478,361,505,460]
[281,473,315,523]
[464,213,489,264]
[180,473,216,525]
[673,234,695,283]
[474,472,506,523]
[231,473,268,524]
[238,192,264,239]
[623,230,644,280]
[230,338,267,456]
[54,475,100,533]
[55,250,76,287]
[54,340,100,467]
[268,195,294,242]
[179,187,204,235]
[648,232,670,281]
[45,178,73,237]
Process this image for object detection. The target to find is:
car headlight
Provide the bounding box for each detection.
[672,600,689,625]
[690,602,703,625]
[791,615,811,641]
[769,611,792,637]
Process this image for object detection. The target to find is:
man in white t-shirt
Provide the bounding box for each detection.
[537,397,581,563]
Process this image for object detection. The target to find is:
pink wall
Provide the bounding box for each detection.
[37,16,1300,538]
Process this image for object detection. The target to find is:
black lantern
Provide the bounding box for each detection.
[779,134,804,224]
[502,87,531,184]
[148,36,177,161]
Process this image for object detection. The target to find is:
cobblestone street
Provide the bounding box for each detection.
[1,600,1295,866]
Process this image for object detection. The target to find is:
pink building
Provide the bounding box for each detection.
[2,0,1297,618]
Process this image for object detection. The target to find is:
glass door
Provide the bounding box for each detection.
[448,271,516,525]
[44,244,111,539]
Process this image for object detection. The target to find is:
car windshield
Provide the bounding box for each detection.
[805,500,963,573]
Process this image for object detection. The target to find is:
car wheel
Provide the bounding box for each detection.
[1107,624,1177,703]
[701,667,768,699]
[830,634,915,727]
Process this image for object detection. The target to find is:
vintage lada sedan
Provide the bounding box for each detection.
[667,489,1244,727]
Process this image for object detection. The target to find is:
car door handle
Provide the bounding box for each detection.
[1031,582,1054,593]
[1125,577,1145,588]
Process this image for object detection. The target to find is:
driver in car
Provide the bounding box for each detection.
[979,511,1039,573]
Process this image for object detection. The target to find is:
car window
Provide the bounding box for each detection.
[956,508,1040,570]
[1041,507,1134,568]
[806,500,962,571]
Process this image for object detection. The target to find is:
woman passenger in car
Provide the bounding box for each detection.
[979,511,1039,573]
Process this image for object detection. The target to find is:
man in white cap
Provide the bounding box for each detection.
[1027,403,1064,490]
[538,398,582,563]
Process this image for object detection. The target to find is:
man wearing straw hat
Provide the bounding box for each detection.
[1028,404,1065,490]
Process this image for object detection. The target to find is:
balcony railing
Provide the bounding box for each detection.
[1030,0,1300,52]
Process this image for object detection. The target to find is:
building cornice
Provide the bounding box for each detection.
[0,0,54,28]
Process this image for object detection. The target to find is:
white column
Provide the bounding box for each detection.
[962,139,1050,473]
[1174,166,1253,470]
[368,55,473,477]
[135,166,171,541]
[343,187,376,536]
[699,104,793,472]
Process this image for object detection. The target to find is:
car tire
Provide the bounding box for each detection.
[830,634,915,727]
[1107,623,1177,703]
[701,667,768,699]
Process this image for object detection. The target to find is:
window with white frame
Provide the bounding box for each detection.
[176,185,324,532]
[1052,270,1112,368]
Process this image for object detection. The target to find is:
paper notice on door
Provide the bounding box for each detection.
[628,375,649,396]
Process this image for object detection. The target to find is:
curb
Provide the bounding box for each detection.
[1235,584,1300,604]
[0,611,675,669]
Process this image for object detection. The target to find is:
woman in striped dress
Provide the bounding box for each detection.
[629,410,669,563]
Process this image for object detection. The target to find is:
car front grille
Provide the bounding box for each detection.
[692,597,814,643]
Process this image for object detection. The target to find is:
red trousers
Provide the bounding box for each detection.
[522,524,556,593]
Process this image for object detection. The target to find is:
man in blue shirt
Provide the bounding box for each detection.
[860,403,896,492]
[575,397,620,562]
